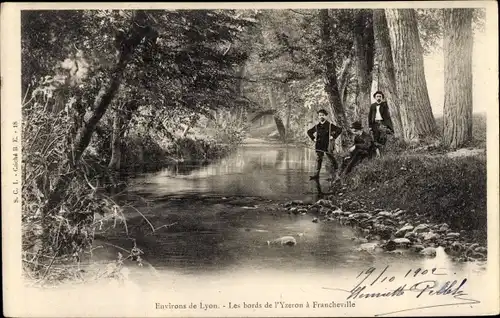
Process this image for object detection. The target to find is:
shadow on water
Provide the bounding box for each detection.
[126,142,333,202]
[101,141,485,279]
[101,142,356,272]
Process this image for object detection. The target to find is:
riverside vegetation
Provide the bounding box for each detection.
[276,113,487,262]
[20,9,488,286]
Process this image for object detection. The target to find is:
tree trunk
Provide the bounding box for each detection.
[42,11,152,218]
[181,113,199,138]
[267,86,286,142]
[385,9,437,142]
[338,46,354,108]
[442,8,473,149]
[284,84,291,143]
[109,99,139,170]
[237,63,246,95]
[320,9,350,150]
[373,9,403,138]
[353,10,375,129]
[273,115,286,142]
[108,105,123,170]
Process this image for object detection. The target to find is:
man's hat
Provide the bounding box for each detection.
[350,121,363,130]
[373,90,385,99]
[317,109,328,115]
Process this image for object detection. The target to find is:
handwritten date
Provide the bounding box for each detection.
[355,265,447,289]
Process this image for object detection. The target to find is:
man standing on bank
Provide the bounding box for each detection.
[307,109,342,181]
[368,90,394,146]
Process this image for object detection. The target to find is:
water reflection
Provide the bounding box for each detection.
[118,141,487,307]
[130,144,330,201]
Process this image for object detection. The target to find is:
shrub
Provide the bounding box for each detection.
[21,83,141,284]
[165,136,232,163]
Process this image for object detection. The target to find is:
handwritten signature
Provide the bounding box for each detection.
[323,265,481,316]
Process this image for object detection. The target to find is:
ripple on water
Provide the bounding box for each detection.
[103,145,490,303]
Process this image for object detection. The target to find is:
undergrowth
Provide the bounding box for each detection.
[335,153,487,243]
[21,81,240,287]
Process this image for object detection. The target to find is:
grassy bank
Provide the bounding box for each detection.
[330,152,487,244]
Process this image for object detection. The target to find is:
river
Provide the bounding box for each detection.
[28,140,493,317]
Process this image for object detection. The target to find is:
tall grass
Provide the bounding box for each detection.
[21,85,244,285]
[338,153,487,242]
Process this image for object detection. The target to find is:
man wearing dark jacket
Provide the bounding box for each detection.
[307,109,342,180]
[340,121,375,176]
[368,91,394,145]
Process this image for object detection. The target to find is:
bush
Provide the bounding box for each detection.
[165,136,232,163]
[210,111,248,146]
[338,153,487,242]
[21,83,147,285]
[119,133,169,172]
[22,91,115,279]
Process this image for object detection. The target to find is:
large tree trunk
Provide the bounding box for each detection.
[41,11,152,219]
[267,86,286,142]
[353,9,375,129]
[385,9,437,142]
[373,9,403,138]
[442,9,473,149]
[320,9,350,150]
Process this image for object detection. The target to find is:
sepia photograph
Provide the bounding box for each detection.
[2,1,499,317]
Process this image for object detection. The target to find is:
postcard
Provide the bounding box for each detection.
[2,1,499,317]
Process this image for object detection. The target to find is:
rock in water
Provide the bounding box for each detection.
[382,240,397,251]
[312,217,319,223]
[377,211,393,218]
[422,231,441,242]
[349,213,371,220]
[414,224,429,233]
[474,246,487,255]
[315,199,333,207]
[331,209,343,217]
[395,225,414,238]
[393,210,406,218]
[392,238,412,248]
[420,247,437,257]
[467,243,480,251]
[404,231,418,241]
[356,242,381,253]
[469,252,486,261]
[410,245,425,253]
[352,237,369,244]
[267,236,297,246]
[446,232,460,239]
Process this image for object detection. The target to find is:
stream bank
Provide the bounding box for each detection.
[280,198,487,263]
[92,139,487,277]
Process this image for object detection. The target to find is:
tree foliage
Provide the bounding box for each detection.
[20,7,486,281]
[416,8,486,54]
[21,9,257,278]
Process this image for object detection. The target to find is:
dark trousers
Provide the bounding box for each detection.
[342,148,369,175]
[372,121,388,145]
[314,150,338,176]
